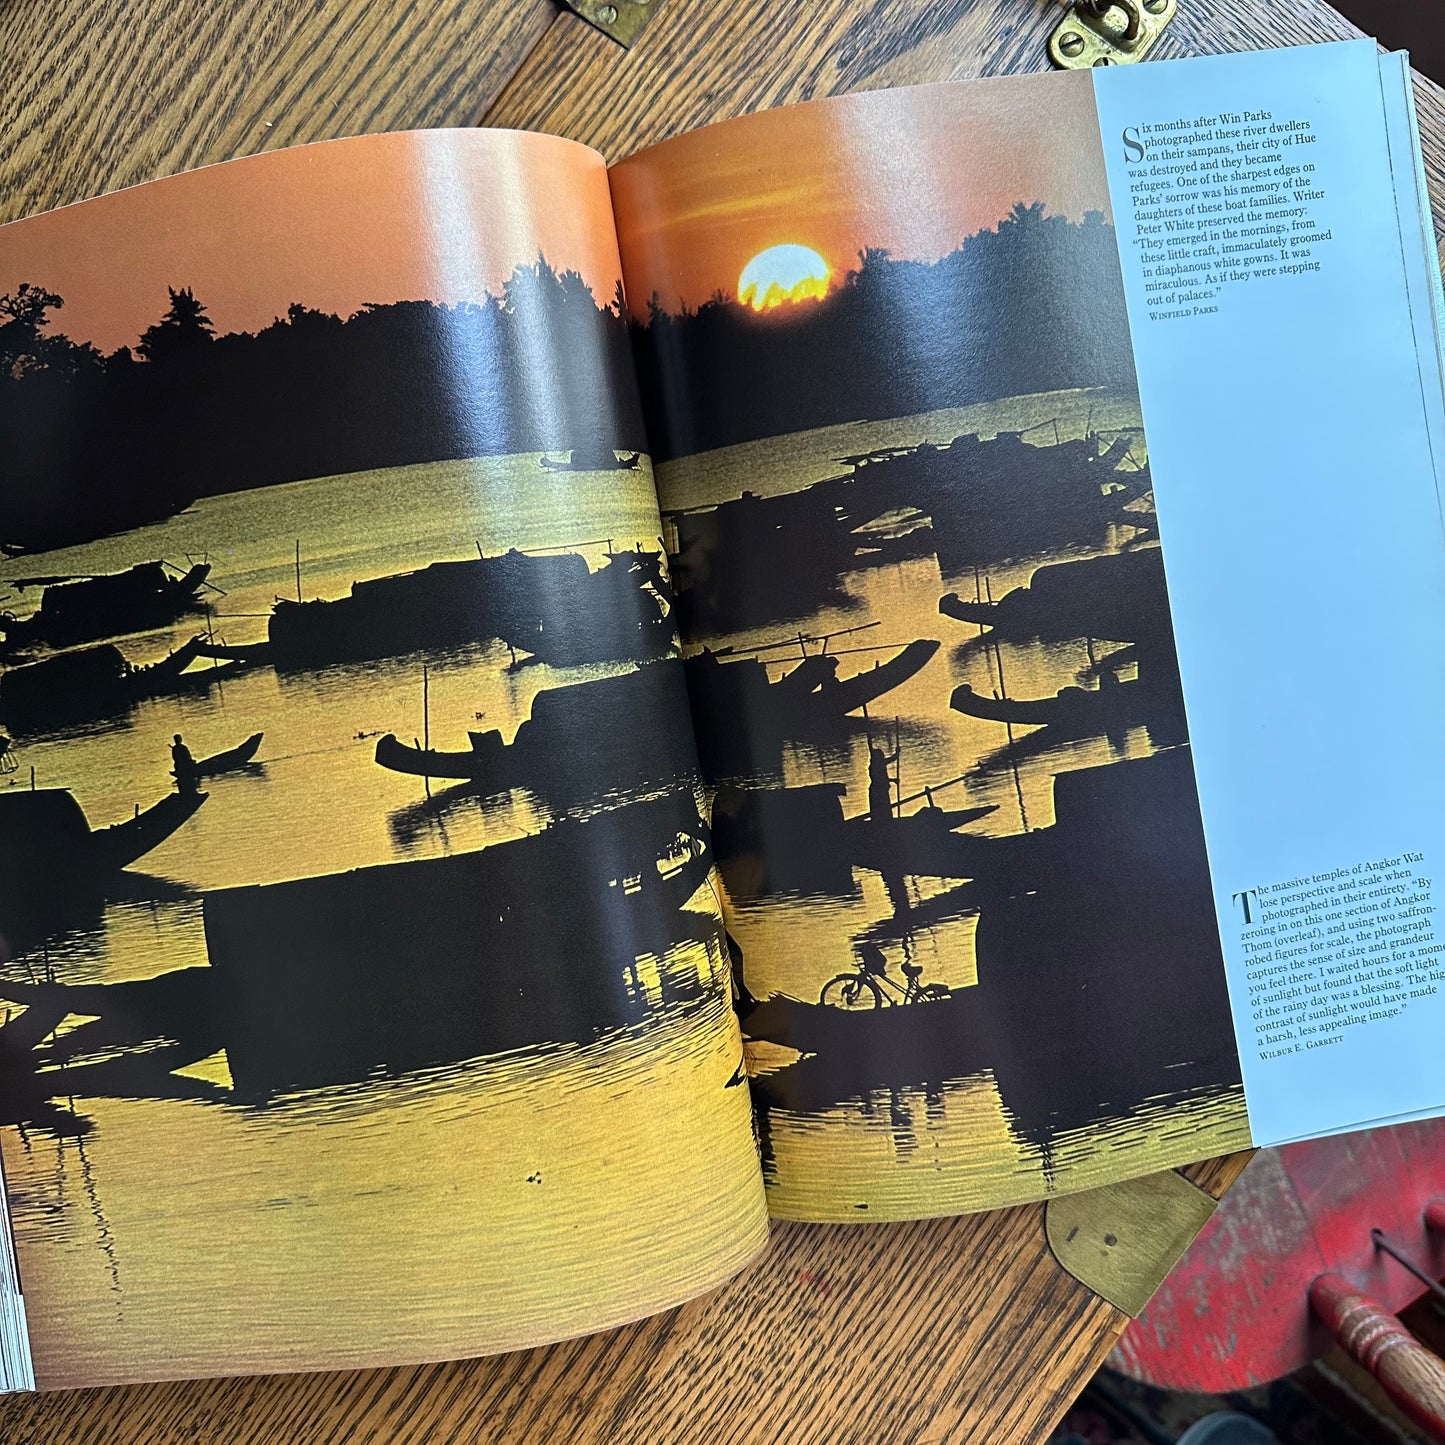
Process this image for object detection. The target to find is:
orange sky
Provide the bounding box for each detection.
[608,71,1109,318]
[0,130,621,354]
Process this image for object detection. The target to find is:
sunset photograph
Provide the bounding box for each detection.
[0,128,766,1389]
[610,73,1251,1220]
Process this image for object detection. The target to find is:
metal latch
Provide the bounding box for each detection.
[1049,0,1176,68]
[1045,1170,1217,1316]
[562,0,659,47]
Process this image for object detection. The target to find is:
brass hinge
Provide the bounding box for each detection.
[562,0,659,47]
[1045,1170,1217,1316]
[1050,0,1177,68]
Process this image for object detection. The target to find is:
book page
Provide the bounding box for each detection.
[609,76,1254,1221]
[1090,41,1445,1146]
[0,130,765,1389]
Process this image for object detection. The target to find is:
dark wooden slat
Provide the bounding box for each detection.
[1309,0,1445,83]
[0,0,557,224]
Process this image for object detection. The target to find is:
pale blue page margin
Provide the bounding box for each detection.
[1267,54,1445,1149]
[1092,41,1445,1146]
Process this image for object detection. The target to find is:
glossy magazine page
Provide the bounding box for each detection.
[609,42,1445,1222]
[0,129,767,1390]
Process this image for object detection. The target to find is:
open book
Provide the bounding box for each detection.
[1,36,1443,1392]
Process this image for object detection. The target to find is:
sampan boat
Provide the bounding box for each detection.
[0,634,207,730]
[196,732,264,777]
[0,786,207,909]
[374,660,698,800]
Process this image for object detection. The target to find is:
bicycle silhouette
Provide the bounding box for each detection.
[819,943,951,1010]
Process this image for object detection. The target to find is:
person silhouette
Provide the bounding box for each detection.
[851,942,892,1007]
[857,943,888,977]
[867,744,910,913]
[867,744,898,824]
[171,734,199,795]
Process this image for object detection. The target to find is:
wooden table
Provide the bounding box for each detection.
[0,0,1438,1439]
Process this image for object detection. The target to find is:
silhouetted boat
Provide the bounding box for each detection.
[0,634,208,730]
[216,795,716,1094]
[539,447,643,472]
[743,750,1243,1154]
[712,783,856,901]
[500,548,675,666]
[0,793,719,1108]
[939,546,1170,647]
[951,667,1186,748]
[375,730,507,783]
[664,484,885,633]
[826,640,939,713]
[375,659,698,800]
[0,968,228,1103]
[712,782,997,900]
[686,637,940,778]
[196,732,264,777]
[0,561,211,649]
[262,546,671,669]
[267,549,575,665]
[842,429,1153,572]
[971,750,1243,1156]
[952,678,1132,728]
[0,786,207,909]
[844,800,1000,881]
[742,987,986,1068]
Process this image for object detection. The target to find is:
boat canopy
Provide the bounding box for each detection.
[0,789,92,852]
[34,562,173,627]
[0,644,129,711]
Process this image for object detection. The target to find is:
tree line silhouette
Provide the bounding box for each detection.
[629,203,1138,462]
[1,206,1134,552]
[0,260,645,554]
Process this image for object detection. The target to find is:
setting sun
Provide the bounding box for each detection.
[738,244,831,311]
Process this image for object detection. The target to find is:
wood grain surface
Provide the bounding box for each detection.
[482,0,1444,234]
[0,0,556,224]
[0,1157,1247,1445]
[482,0,1368,158]
[0,0,1429,1439]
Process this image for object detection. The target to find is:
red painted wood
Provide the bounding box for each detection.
[1309,1273,1445,1443]
[1113,1120,1445,1392]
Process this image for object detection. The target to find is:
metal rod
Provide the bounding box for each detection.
[521,537,614,555]
[762,640,912,664]
[1371,1229,1445,1307]
[895,772,974,809]
[294,540,302,604]
[713,620,882,659]
[422,665,431,801]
